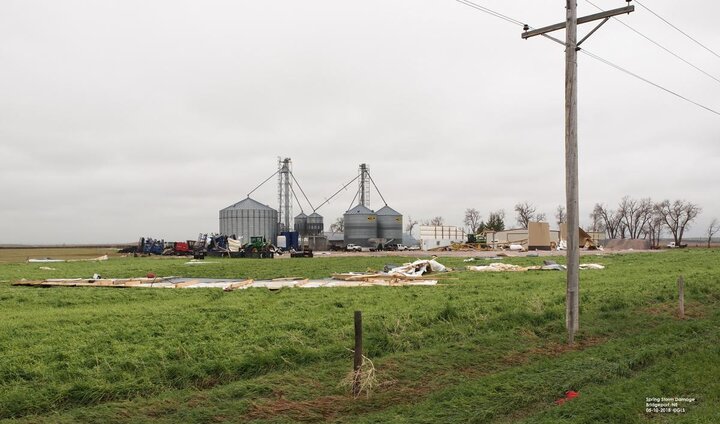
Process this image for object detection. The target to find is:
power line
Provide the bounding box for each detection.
[634,0,720,60]
[454,0,526,27]
[581,49,720,117]
[585,0,720,86]
[454,0,720,117]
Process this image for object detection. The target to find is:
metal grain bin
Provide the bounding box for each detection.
[307,212,324,235]
[219,197,278,244]
[344,204,377,247]
[376,205,403,243]
[294,212,308,235]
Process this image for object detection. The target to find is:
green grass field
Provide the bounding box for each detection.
[1,250,718,423]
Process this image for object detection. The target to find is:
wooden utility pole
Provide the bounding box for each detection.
[565,0,580,345]
[522,2,634,344]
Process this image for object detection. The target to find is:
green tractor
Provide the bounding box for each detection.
[242,236,276,258]
[467,233,488,248]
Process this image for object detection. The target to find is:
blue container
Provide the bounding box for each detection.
[281,231,300,250]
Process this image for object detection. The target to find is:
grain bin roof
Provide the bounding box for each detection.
[345,204,374,214]
[222,197,276,212]
[376,205,401,216]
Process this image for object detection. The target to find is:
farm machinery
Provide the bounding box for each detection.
[206,235,278,258]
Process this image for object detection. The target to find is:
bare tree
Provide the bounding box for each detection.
[464,208,482,234]
[330,217,344,233]
[485,210,505,232]
[514,201,540,229]
[646,212,665,249]
[405,216,418,234]
[617,196,654,239]
[589,207,605,234]
[707,218,720,248]
[592,203,623,239]
[654,200,702,246]
[422,216,445,226]
[555,205,566,229]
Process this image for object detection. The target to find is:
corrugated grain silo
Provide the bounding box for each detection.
[294,212,308,236]
[343,204,377,247]
[219,197,278,244]
[307,212,324,235]
[376,205,403,243]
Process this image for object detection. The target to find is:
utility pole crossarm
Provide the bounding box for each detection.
[521,5,634,39]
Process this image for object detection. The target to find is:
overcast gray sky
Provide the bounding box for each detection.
[1,0,718,244]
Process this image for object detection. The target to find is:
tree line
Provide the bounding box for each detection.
[590,197,704,248]
[457,197,717,248]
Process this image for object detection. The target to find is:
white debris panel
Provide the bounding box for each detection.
[14,259,451,289]
[13,276,438,290]
[466,262,605,272]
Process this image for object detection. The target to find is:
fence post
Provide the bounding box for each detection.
[678,276,685,319]
[353,310,363,396]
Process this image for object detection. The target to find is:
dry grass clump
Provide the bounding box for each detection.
[342,354,377,398]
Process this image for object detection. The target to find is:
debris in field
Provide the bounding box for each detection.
[463,258,475,262]
[184,260,218,265]
[467,262,605,272]
[223,279,255,291]
[541,263,566,271]
[555,390,579,405]
[77,255,108,262]
[383,264,401,272]
[12,259,452,290]
[387,259,448,277]
[579,263,605,269]
[13,276,438,289]
[333,259,450,282]
[27,255,108,263]
[38,267,56,270]
[466,263,527,272]
[541,260,565,271]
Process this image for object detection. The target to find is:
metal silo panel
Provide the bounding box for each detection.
[377,205,403,243]
[344,205,377,247]
[218,197,279,243]
[307,213,324,235]
[294,213,308,235]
